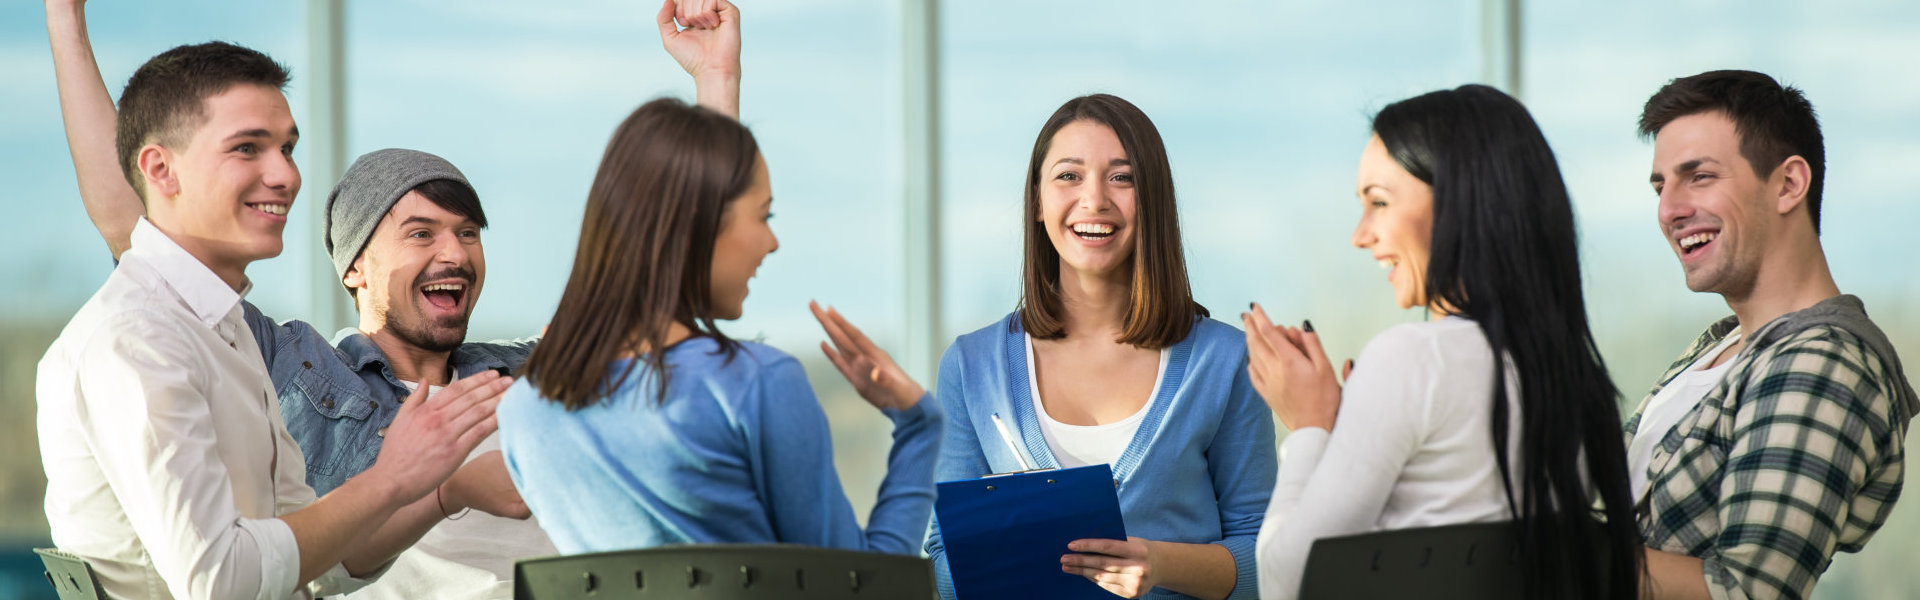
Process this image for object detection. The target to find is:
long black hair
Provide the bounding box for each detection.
[1373,84,1642,599]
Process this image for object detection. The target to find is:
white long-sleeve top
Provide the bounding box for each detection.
[1255,317,1521,600]
[37,219,378,600]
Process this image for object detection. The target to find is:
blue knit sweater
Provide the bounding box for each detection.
[926,314,1276,599]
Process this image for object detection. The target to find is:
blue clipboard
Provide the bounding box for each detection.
[935,464,1128,599]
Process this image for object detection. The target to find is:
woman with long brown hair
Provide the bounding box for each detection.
[496,97,940,555]
[925,94,1276,600]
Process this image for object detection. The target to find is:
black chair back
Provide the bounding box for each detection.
[34,548,106,600]
[513,544,934,600]
[1298,521,1525,600]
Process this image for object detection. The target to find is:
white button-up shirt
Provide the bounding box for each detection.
[38,218,377,600]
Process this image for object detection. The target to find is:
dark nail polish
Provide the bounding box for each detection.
[1302,320,1315,333]
[1248,301,1255,310]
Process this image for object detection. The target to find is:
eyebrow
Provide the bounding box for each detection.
[400,215,442,228]
[1649,156,1720,184]
[221,125,300,144]
[1050,157,1132,167]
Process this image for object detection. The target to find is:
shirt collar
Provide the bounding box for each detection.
[126,218,251,329]
[332,328,515,378]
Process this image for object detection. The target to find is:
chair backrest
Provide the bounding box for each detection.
[1298,521,1525,600]
[513,544,934,600]
[34,548,106,600]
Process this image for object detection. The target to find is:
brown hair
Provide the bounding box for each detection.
[1017,94,1205,349]
[520,98,760,409]
[116,42,291,201]
[1638,70,1826,232]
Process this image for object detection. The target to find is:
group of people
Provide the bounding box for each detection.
[32,0,1914,599]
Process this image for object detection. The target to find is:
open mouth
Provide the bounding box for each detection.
[247,203,290,218]
[420,282,467,312]
[1678,231,1718,257]
[1070,222,1117,241]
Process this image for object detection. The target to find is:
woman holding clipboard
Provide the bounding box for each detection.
[1244,85,1642,599]
[925,94,1277,600]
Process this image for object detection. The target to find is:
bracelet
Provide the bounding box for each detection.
[434,486,470,520]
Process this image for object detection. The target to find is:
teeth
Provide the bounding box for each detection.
[422,284,465,292]
[1377,259,1396,270]
[1680,232,1717,250]
[1071,223,1114,235]
[252,204,288,216]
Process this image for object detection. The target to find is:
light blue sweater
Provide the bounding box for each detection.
[926,314,1276,599]
[498,337,941,555]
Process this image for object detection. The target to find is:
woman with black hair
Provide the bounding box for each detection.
[1245,84,1642,599]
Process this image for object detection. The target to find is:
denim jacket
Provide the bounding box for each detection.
[242,301,536,495]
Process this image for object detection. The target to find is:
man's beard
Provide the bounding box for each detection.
[390,310,468,353]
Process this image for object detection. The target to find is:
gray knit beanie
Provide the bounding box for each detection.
[324,148,475,286]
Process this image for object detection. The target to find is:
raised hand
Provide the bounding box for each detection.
[365,371,512,504]
[438,450,531,520]
[811,300,925,412]
[655,0,741,117]
[1242,302,1343,432]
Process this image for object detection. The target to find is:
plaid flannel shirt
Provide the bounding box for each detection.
[1624,298,1913,600]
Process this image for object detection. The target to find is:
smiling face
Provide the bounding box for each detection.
[1352,134,1436,310]
[345,190,486,353]
[140,83,300,282]
[1038,120,1138,280]
[708,154,777,320]
[1650,111,1775,299]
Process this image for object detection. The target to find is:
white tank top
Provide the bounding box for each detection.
[1025,333,1168,468]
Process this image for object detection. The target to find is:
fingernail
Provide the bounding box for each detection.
[1302,320,1315,333]
[1248,301,1254,310]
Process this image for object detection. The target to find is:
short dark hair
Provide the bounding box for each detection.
[1638,70,1826,232]
[116,41,292,200]
[1018,94,1205,349]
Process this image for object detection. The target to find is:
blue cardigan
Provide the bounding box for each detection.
[498,338,941,555]
[926,314,1276,599]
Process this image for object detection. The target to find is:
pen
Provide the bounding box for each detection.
[990,413,1035,471]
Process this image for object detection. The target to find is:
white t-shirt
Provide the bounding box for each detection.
[1627,333,1742,501]
[343,381,557,600]
[1256,317,1524,600]
[1025,334,1168,468]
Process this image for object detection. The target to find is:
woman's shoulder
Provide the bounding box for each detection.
[1185,317,1248,351]
[945,312,1020,358]
[1359,317,1493,368]
[670,337,803,380]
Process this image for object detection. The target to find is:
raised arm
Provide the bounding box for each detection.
[656,0,741,118]
[45,0,143,259]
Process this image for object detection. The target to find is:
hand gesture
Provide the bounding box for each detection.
[438,451,531,520]
[811,300,925,411]
[1061,537,1160,598]
[655,0,740,80]
[367,371,512,503]
[1242,303,1343,432]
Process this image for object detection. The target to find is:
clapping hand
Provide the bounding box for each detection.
[1242,303,1346,432]
[811,301,925,412]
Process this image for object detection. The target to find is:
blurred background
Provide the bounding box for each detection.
[2,0,1915,597]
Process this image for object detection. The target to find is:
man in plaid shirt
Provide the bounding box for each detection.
[1626,70,1917,600]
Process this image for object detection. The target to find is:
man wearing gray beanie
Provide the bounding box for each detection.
[43,0,745,597]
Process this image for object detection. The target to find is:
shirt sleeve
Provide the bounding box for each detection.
[75,312,300,600]
[1255,329,1434,600]
[1207,359,1279,600]
[1699,332,1898,600]
[751,355,941,556]
[925,344,991,600]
